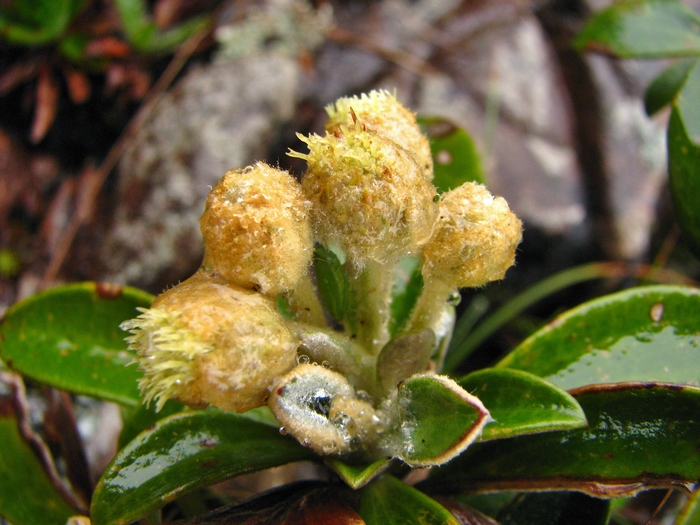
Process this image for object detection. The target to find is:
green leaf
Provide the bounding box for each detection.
[459,368,587,441]
[114,0,208,53]
[360,475,460,525]
[496,492,610,525]
[91,410,315,525]
[0,283,153,406]
[0,0,85,45]
[389,256,424,338]
[314,245,351,325]
[118,400,187,450]
[419,116,485,193]
[390,374,490,467]
[422,383,700,497]
[645,57,697,115]
[574,0,700,58]
[326,457,391,489]
[0,402,76,525]
[669,77,700,258]
[496,285,700,390]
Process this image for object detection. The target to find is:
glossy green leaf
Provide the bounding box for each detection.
[0,402,76,525]
[91,410,316,525]
[314,245,351,325]
[390,374,490,467]
[574,0,700,58]
[360,475,459,525]
[645,58,697,115]
[496,492,610,525]
[669,77,700,258]
[0,283,153,406]
[423,383,700,497]
[419,116,485,193]
[496,285,700,390]
[326,457,391,489]
[389,256,424,338]
[459,368,587,441]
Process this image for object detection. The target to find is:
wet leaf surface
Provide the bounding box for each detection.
[91,410,316,525]
[496,285,700,390]
[422,383,700,497]
[0,282,153,406]
[458,368,587,441]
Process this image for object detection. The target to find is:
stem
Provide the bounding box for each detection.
[351,260,395,356]
[287,274,327,327]
[406,277,455,334]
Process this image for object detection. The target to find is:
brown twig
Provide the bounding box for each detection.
[41,22,212,289]
[0,372,89,514]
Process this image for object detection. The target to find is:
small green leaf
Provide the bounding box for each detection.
[389,256,424,338]
[390,374,490,467]
[314,245,352,325]
[496,285,700,390]
[644,57,697,115]
[459,368,587,441]
[496,492,610,525]
[91,410,315,525]
[574,0,700,58]
[0,402,76,525]
[419,116,485,193]
[0,283,153,406]
[423,383,700,497]
[360,475,460,525]
[326,457,391,489]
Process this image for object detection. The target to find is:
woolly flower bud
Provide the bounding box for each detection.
[422,182,522,287]
[121,273,298,412]
[200,162,313,296]
[292,129,438,266]
[325,90,434,181]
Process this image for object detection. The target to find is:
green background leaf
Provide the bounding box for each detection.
[459,368,587,441]
[314,245,351,325]
[644,57,697,115]
[423,384,700,496]
[0,283,153,406]
[91,410,315,525]
[360,475,459,525]
[669,102,700,259]
[574,0,700,58]
[419,116,485,193]
[389,256,424,338]
[0,403,76,525]
[496,285,700,390]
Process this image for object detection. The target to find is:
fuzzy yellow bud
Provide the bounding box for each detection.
[121,272,298,412]
[325,90,433,181]
[199,162,313,296]
[422,182,522,287]
[292,129,438,266]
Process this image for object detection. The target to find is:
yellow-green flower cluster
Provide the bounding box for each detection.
[121,89,522,461]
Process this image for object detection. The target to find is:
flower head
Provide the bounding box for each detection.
[200,162,313,296]
[421,182,522,287]
[292,128,437,266]
[122,272,298,412]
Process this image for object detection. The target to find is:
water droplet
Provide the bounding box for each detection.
[322,440,337,453]
[447,291,461,306]
[279,427,288,435]
[650,302,664,323]
[297,354,310,364]
[348,436,361,451]
[356,390,374,404]
[321,360,332,369]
